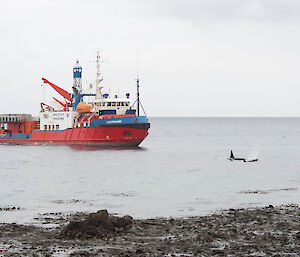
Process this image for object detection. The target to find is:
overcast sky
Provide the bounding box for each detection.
[1,0,300,117]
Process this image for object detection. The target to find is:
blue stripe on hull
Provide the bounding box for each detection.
[91,116,148,127]
[0,133,28,139]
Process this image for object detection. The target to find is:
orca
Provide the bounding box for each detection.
[228,150,258,162]
[246,158,259,162]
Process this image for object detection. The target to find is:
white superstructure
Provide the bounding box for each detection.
[88,98,131,115]
[39,111,79,131]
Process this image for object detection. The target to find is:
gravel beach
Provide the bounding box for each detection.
[0,205,299,256]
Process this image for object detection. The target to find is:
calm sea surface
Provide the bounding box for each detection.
[1,118,300,224]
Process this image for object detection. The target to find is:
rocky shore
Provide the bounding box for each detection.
[0,205,299,256]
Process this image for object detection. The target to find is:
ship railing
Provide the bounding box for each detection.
[88,115,95,126]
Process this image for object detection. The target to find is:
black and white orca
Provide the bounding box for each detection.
[228,150,258,162]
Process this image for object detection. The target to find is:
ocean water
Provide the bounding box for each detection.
[1,117,300,224]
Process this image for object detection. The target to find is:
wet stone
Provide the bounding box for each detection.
[61,209,133,239]
[0,205,299,256]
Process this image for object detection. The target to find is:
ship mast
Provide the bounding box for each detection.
[72,60,83,109]
[95,51,103,100]
[136,54,140,116]
[136,77,140,116]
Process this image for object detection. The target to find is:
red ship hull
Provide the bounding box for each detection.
[0,126,149,147]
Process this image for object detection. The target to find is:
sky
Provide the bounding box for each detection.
[0,0,300,117]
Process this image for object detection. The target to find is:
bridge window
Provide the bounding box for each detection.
[56,125,59,130]
[125,102,129,106]
[52,125,55,130]
[44,125,47,130]
[112,102,116,106]
[107,102,111,106]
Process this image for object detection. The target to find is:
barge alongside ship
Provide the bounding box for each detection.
[0,53,150,146]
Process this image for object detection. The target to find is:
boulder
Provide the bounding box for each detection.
[61,210,133,239]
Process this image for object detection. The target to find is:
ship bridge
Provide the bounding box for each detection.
[89,98,131,115]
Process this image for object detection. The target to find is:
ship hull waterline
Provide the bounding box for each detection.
[0,125,149,147]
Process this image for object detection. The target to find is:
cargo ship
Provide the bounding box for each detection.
[0,53,150,146]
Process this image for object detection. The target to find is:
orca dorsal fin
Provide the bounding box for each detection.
[230,150,234,158]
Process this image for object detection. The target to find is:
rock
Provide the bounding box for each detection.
[135,249,143,254]
[61,210,133,239]
[111,215,133,229]
[1,205,300,256]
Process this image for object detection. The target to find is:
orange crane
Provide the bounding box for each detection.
[42,78,72,102]
[53,97,69,108]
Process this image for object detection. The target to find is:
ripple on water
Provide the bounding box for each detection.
[240,188,298,194]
